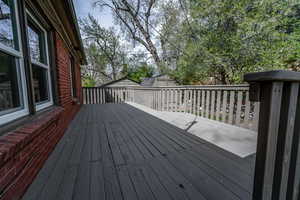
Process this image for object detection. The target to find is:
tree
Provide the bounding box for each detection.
[94,0,163,72]
[172,0,300,84]
[158,1,184,71]
[81,42,110,86]
[80,15,127,83]
[127,62,154,82]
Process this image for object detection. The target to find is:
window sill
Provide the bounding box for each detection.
[0,106,64,165]
[0,105,62,136]
[36,100,54,111]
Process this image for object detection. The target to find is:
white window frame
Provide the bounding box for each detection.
[0,0,29,126]
[69,59,74,97]
[69,56,77,98]
[26,11,53,111]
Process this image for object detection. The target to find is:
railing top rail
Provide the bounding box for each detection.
[83,84,250,90]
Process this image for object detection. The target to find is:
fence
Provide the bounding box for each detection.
[82,85,260,131]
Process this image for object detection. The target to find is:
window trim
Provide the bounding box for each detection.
[26,10,53,111]
[0,43,22,58]
[69,56,77,98]
[0,0,29,126]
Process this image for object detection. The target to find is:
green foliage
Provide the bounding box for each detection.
[82,76,96,87]
[83,0,300,85]
[172,0,300,84]
[127,63,155,83]
[80,15,127,81]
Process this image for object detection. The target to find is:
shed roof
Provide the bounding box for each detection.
[99,77,140,87]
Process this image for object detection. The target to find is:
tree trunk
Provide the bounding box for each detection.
[119,0,162,72]
[134,20,162,72]
[147,40,162,71]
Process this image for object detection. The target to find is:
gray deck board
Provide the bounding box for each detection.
[22,104,255,200]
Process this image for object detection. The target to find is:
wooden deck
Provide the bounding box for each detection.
[22,104,255,200]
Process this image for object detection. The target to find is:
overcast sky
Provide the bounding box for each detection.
[73,0,153,62]
[73,0,114,29]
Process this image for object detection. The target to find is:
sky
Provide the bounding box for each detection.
[73,0,114,29]
[73,0,153,63]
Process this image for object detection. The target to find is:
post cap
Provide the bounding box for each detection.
[244,70,300,82]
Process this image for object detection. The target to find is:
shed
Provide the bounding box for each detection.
[100,77,141,87]
[141,74,178,87]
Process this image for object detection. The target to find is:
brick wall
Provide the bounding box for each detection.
[0,33,82,200]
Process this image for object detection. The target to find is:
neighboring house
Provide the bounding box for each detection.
[99,77,141,87]
[0,0,85,199]
[141,74,178,87]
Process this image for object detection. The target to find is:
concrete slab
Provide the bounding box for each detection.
[126,102,257,158]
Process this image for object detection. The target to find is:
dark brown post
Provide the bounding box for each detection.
[244,70,300,200]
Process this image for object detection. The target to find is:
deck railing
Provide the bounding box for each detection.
[83,85,260,131]
[245,70,300,200]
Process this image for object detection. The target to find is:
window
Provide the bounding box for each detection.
[0,0,83,127]
[26,12,53,110]
[0,0,19,50]
[70,56,77,97]
[0,1,56,126]
[0,51,21,111]
[0,0,28,126]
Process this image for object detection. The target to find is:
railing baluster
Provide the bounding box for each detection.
[102,88,105,104]
[94,88,97,104]
[222,90,228,123]
[175,90,178,112]
[116,88,118,103]
[211,90,215,120]
[253,102,260,131]
[88,88,91,104]
[184,89,188,113]
[153,90,155,109]
[96,88,98,104]
[244,91,251,127]
[93,88,95,104]
[165,89,168,111]
[157,90,159,110]
[228,90,235,124]
[99,88,102,104]
[95,88,98,104]
[85,88,88,104]
[91,88,94,104]
[115,88,118,103]
[92,88,96,104]
[236,91,243,125]
[83,88,86,104]
[163,89,165,109]
[178,89,180,112]
[197,90,201,116]
[112,88,115,103]
[172,89,175,112]
[216,90,221,121]
[193,90,197,115]
[201,90,205,117]
[189,90,192,113]
[205,90,210,118]
[109,88,112,103]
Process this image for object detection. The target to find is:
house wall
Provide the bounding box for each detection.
[0,33,82,200]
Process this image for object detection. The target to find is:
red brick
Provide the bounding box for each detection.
[0,33,82,199]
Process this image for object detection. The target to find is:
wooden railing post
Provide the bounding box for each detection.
[244,70,300,200]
